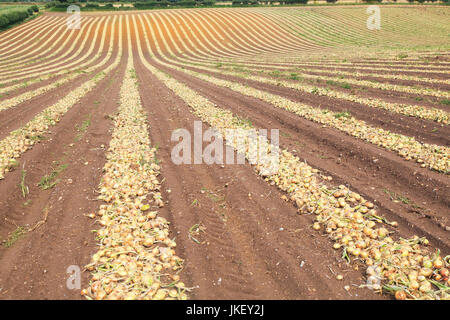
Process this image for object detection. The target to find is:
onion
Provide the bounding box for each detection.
[360,251,369,259]
[440,268,449,278]
[409,280,419,291]
[363,227,372,236]
[419,281,431,293]
[172,274,181,281]
[377,228,388,238]
[408,271,418,281]
[433,257,443,269]
[395,290,406,300]
[423,260,433,269]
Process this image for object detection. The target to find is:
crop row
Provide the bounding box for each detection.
[257,8,382,47]
[0,13,48,45]
[0,18,101,82]
[0,29,121,180]
[252,7,449,56]
[0,17,95,73]
[180,9,313,55]
[147,10,449,87]
[216,56,450,75]
[148,10,311,61]
[0,17,115,112]
[0,18,116,100]
[134,14,450,299]
[175,59,449,123]
[138,13,450,174]
[217,64,449,99]
[142,10,449,95]
[0,16,61,58]
[83,19,187,300]
[263,64,450,86]
[0,17,70,70]
[154,9,449,75]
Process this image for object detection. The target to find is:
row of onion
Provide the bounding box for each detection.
[82,22,188,299]
[136,34,449,298]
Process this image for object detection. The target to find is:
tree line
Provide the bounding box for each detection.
[0,4,39,29]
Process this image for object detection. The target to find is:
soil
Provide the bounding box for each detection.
[0,11,448,300]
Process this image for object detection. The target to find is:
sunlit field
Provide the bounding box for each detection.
[0,4,449,301]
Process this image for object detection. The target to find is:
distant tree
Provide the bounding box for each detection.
[0,15,9,28]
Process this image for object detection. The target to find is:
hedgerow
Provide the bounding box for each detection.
[0,6,39,30]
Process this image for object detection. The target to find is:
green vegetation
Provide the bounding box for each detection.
[233,0,308,5]
[6,159,19,172]
[38,164,68,190]
[20,169,29,198]
[0,5,38,30]
[326,79,351,89]
[268,70,282,78]
[42,0,450,13]
[383,188,411,205]
[3,226,27,248]
[334,111,351,119]
[75,115,92,141]
[47,0,216,11]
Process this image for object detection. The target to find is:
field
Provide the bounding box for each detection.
[0,5,29,11]
[0,5,449,300]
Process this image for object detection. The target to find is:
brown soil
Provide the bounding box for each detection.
[0,11,448,301]
[147,55,450,247]
[0,17,63,59]
[142,11,450,142]
[0,22,116,140]
[161,59,450,147]
[132,50,384,300]
[0,18,100,83]
[0,19,126,299]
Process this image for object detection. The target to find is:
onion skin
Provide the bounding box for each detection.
[82,54,187,300]
[440,268,449,278]
[409,280,419,291]
[395,290,407,300]
[433,258,443,269]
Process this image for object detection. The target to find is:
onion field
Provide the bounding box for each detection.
[0,5,449,300]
